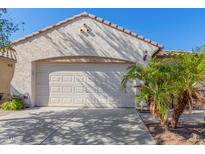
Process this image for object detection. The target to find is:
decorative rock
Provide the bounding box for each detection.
[188,133,205,144]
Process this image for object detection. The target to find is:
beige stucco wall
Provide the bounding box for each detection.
[12,16,159,106]
[0,58,15,101]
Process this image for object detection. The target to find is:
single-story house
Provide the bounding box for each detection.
[11,12,163,108]
[0,50,17,102]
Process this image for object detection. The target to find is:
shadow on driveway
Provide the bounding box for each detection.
[0,108,155,145]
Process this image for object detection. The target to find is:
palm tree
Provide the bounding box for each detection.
[122,52,205,128]
[122,59,175,126]
[170,53,205,128]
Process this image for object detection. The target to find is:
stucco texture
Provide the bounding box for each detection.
[0,58,15,101]
[12,16,159,106]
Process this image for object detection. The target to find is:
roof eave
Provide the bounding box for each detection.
[0,56,17,62]
[12,12,163,49]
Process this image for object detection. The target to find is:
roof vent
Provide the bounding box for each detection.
[80,24,95,37]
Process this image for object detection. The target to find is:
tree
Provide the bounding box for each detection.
[0,9,19,52]
[122,52,205,128]
[170,53,205,128]
[122,59,175,126]
[192,44,205,52]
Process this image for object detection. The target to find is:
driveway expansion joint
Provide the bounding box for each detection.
[39,108,83,145]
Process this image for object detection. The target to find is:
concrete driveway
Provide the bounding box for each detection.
[0,107,155,145]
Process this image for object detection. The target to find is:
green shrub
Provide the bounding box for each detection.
[1,97,24,110]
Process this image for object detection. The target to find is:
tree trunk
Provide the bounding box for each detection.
[150,100,168,127]
[171,90,189,128]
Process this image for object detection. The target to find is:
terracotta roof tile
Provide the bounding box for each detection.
[110,23,118,28]
[123,29,131,34]
[0,50,17,61]
[137,35,144,40]
[12,12,163,49]
[87,13,96,18]
[103,20,111,26]
[144,38,151,43]
[155,50,193,58]
[116,26,122,30]
[96,17,104,22]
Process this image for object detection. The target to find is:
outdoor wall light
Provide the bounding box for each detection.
[143,50,148,61]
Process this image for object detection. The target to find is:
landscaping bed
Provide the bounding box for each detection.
[146,122,205,145]
[139,110,205,145]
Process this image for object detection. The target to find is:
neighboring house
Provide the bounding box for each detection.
[154,49,193,58]
[0,50,17,102]
[11,12,163,108]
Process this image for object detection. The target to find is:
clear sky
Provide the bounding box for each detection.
[6,8,205,50]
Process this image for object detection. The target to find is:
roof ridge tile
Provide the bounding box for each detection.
[12,12,163,48]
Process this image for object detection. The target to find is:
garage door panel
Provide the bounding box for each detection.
[74,75,85,82]
[86,76,96,83]
[86,87,97,93]
[74,86,85,93]
[85,96,109,107]
[62,97,72,103]
[62,86,73,93]
[36,63,135,107]
[50,75,61,82]
[73,97,84,104]
[62,75,73,82]
[50,97,61,104]
[50,87,61,93]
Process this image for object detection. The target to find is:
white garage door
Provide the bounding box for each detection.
[36,63,136,107]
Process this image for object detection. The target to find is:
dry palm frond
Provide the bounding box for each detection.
[194,91,205,105]
[149,100,168,125]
